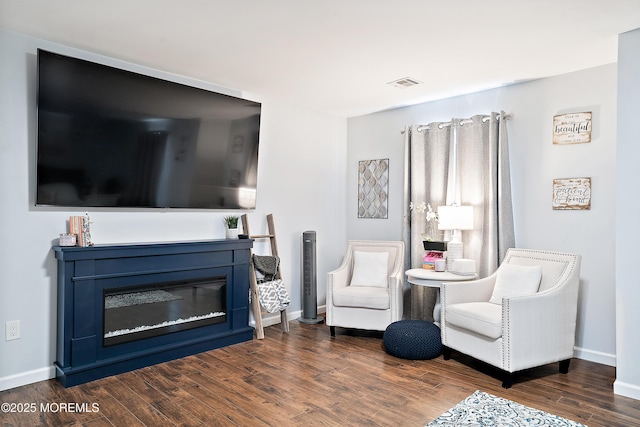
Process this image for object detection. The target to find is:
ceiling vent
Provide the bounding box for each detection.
[388,77,422,88]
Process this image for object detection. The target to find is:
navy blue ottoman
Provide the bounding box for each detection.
[383,320,442,360]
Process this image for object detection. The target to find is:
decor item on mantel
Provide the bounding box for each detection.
[59,233,76,247]
[224,215,240,239]
[68,212,93,247]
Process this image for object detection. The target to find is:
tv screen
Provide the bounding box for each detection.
[36,49,261,209]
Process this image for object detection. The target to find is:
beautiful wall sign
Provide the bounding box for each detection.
[552,177,591,210]
[358,159,389,218]
[553,112,592,144]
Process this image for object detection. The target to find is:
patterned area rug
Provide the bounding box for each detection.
[105,290,183,309]
[426,390,587,426]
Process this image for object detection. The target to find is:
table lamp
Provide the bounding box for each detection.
[438,205,474,270]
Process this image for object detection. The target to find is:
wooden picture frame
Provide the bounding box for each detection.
[357,159,389,218]
[553,112,592,145]
[552,177,591,210]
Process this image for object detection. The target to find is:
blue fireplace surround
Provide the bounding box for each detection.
[53,239,254,387]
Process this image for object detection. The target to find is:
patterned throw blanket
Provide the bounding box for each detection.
[253,255,290,313]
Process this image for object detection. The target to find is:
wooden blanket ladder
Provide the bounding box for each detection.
[241,213,290,339]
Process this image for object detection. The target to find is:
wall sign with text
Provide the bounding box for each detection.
[553,112,592,144]
[552,177,591,210]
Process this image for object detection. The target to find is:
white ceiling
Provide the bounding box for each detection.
[2,0,640,117]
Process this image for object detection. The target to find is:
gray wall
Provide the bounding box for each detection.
[347,65,619,371]
[615,28,640,400]
[0,29,348,390]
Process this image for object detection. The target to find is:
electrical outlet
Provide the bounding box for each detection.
[6,320,20,341]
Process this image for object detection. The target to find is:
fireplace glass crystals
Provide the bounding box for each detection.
[103,277,227,346]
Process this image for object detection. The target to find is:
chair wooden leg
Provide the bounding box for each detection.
[442,346,452,360]
[559,359,571,374]
[330,326,335,337]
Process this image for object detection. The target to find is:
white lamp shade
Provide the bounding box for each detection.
[437,205,474,231]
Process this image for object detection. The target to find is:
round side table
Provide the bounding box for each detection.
[405,269,478,325]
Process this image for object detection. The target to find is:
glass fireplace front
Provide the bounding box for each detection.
[103,276,227,346]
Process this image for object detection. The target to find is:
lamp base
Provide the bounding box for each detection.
[446,241,463,271]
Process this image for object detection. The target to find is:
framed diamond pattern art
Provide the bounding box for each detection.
[358,159,389,219]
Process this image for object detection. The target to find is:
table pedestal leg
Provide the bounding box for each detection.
[433,289,441,326]
[410,284,437,322]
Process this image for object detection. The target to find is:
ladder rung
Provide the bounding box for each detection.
[250,234,275,239]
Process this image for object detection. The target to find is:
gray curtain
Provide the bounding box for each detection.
[403,122,452,320]
[453,112,515,277]
[403,112,514,319]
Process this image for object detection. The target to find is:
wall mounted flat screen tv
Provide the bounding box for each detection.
[36,49,261,209]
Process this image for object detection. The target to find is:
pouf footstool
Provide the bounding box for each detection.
[383,320,442,360]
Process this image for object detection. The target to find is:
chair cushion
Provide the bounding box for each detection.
[332,286,389,309]
[350,251,388,288]
[383,320,442,360]
[489,264,542,304]
[446,302,503,339]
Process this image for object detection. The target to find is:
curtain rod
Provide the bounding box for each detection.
[400,112,513,134]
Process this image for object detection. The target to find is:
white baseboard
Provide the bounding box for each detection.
[614,380,640,400]
[0,366,55,392]
[261,309,301,327]
[248,304,326,329]
[573,346,616,367]
[260,305,327,327]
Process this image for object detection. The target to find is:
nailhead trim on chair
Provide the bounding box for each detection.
[441,248,581,386]
[500,249,580,373]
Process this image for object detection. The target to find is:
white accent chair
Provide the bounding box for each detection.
[440,248,581,388]
[326,240,405,336]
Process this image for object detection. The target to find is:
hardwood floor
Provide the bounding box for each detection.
[1,321,638,426]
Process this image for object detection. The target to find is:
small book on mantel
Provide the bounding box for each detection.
[69,215,90,247]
